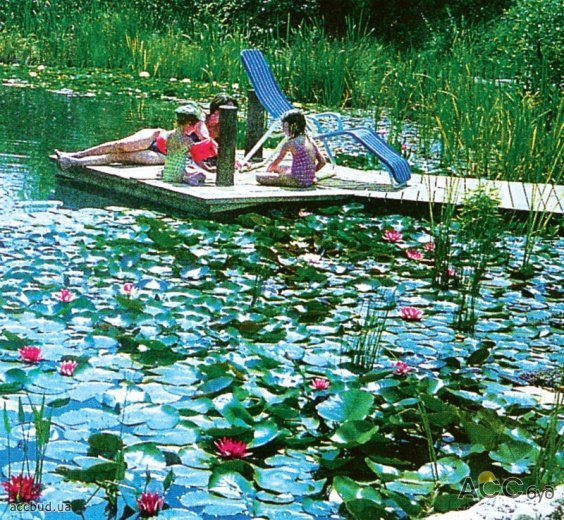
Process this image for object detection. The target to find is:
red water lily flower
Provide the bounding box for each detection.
[405,249,423,261]
[400,307,423,321]
[446,267,456,278]
[383,230,403,243]
[310,378,330,390]
[424,241,435,252]
[394,360,412,376]
[137,491,164,518]
[214,437,251,459]
[55,288,74,303]
[2,474,41,503]
[19,346,42,364]
[59,360,78,377]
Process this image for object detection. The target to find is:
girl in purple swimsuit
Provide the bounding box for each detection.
[256,110,326,188]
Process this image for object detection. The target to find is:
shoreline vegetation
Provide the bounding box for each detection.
[0,1,561,185]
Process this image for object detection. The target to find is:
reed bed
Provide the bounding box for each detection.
[0,4,561,184]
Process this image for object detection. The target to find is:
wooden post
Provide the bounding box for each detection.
[216,105,237,186]
[244,89,265,160]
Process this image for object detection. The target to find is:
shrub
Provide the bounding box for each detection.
[487,0,563,90]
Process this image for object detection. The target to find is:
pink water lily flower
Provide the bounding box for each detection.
[214,437,251,459]
[394,360,412,376]
[424,241,435,252]
[55,288,74,303]
[310,377,330,390]
[19,346,42,364]
[446,267,456,278]
[383,230,403,243]
[2,474,41,503]
[405,249,423,261]
[59,360,78,377]
[122,282,136,296]
[137,491,164,518]
[400,307,423,321]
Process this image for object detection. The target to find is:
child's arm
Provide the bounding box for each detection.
[267,142,290,173]
[191,120,211,141]
[312,140,327,171]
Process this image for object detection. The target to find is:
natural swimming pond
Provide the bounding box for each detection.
[0,87,562,519]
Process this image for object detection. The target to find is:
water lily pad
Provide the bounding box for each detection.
[490,440,539,473]
[331,420,378,448]
[254,467,324,496]
[417,457,470,484]
[45,440,87,461]
[58,408,119,429]
[209,468,254,499]
[168,464,212,488]
[124,442,167,471]
[121,403,179,429]
[316,390,374,422]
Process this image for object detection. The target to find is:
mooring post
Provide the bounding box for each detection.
[216,105,237,186]
[244,89,265,160]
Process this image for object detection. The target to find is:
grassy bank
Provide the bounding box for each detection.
[0,6,561,184]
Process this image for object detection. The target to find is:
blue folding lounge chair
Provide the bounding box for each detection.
[240,48,411,187]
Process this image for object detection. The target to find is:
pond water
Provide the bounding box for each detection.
[0,87,179,212]
[0,87,562,519]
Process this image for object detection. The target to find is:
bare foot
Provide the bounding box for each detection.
[58,156,76,170]
[55,149,78,160]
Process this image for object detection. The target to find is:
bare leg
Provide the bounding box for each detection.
[58,150,165,170]
[56,128,164,158]
[256,172,314,188]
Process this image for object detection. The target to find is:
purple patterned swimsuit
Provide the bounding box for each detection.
[288,136,321,187]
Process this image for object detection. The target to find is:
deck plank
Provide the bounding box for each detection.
[507,181,532,211]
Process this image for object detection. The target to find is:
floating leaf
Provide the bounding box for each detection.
[330,420,378,448]
[316,390,374,422]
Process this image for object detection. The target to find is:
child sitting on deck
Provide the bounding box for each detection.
[256,109,326,188]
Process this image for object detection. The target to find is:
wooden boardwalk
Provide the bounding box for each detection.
[55,162,564,216]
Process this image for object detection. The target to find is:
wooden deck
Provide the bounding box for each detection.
[55,161,564,216]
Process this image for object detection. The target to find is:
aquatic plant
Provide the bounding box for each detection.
[347,296,393,371]
[406,248,423,261]
[214,438,251,459]
[310,377,330,390]
[122,282,136,296]
[383,229,403,243]
[429,177,460,289]
[137,491,164,518]
[453,186,502,333]
[394,360,412,376]
[55,288,74,303]
[0,203,562,518]
[400,306,423,321]
[2,474,41,503]
[533,391,563,489]
[2,395,52,503]
[18,345,42,364]
[59,359,78,376]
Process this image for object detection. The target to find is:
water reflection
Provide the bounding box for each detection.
[0,87,176,212]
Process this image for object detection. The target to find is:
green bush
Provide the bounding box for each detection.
[487,0,563,90]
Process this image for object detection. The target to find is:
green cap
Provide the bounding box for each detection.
[175,102,205,121]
